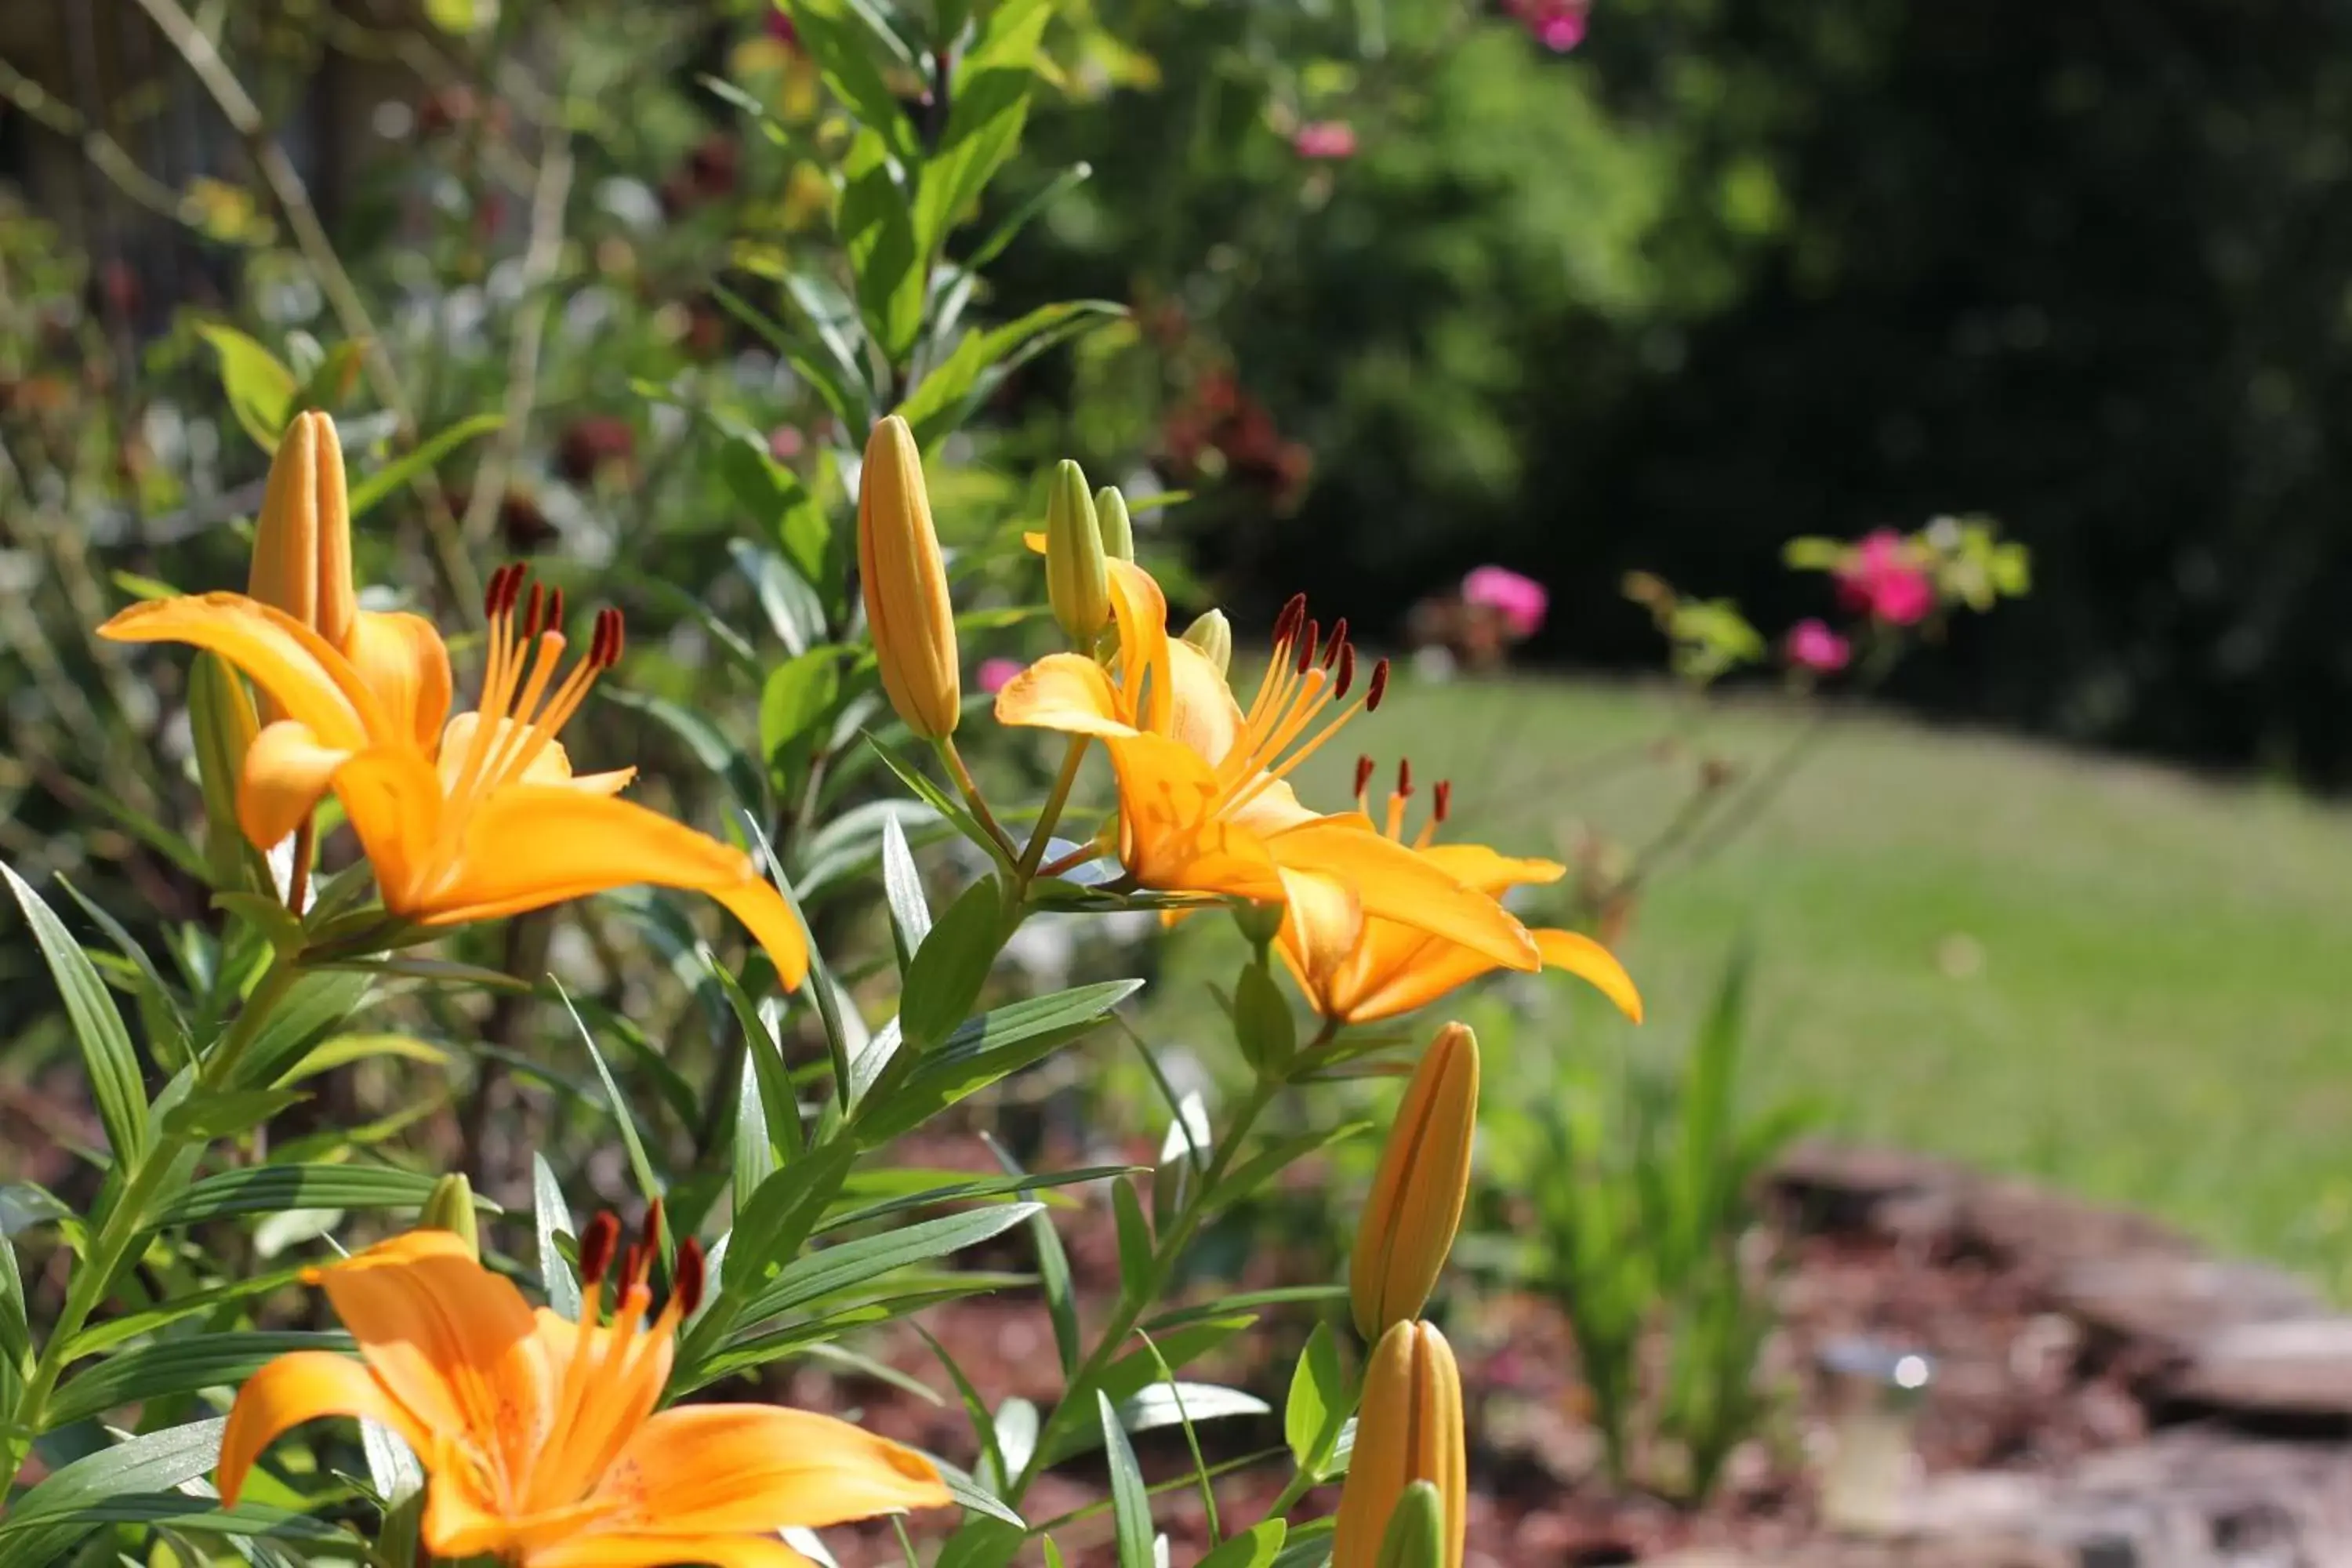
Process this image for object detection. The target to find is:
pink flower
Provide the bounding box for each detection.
[1835,529,1936,626]
[1461,565,1548,638]
[1292,122,1359,161]
[1507,0,1588,52]
[765,8,800,45]
[977,656,1026,695]
[1784,619,1852,674]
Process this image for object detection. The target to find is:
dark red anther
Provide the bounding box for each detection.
[577,1210,622,1287]
[1334,643,1357,699]
[673,1236,708,1318]
[1433,781,1452,824]
[1322,619,1348,667]
[1354,755,1377,797]
[1295,619,1319,674]
[1366,658,1391,712]
[1396,757,1414,797]
[1272,593,1307,650]
[542,587,566,640]
[520,581,544,639]
[485,561,524,620]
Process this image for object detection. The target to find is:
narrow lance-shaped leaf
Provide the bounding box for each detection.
[3,862,147,1167]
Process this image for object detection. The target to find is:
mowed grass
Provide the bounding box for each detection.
[1177,670,2352,1288]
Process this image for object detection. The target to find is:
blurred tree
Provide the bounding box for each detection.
[1002,0,2352,783]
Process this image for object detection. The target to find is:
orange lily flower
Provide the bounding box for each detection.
[994,564,1537,975]
[99,564,807,985]
[220,1214,951,1567]
[1275,760,1642,1026]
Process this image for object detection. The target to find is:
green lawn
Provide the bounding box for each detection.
[1180,671,2352,1288]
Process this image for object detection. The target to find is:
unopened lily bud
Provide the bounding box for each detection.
[1093,485,1134,562]
[1333,1322,1465,1568]
[1181,608,1232,676]
[248,410,355,648]
[1044,459,1109,643]
[418,1173,481,1260]
[188,650,260,889]
[1351,1022,1478,1341]
[858,415,961,739]
[1374,1481,1447,1568]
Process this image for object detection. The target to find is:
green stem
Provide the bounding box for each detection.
[1009,1072,1285,1503]
[938,737,1021,865]
[0,955,304,1490]
[1014,736,1091,887]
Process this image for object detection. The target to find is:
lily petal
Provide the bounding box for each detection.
[345,609,454,751]
[99,593,384,751]
[583,1406,950,1534]
[994,654,1136,738]
[1418,843,1566,898]
[1166,639,1243,768]
[1105,559,1171,735]
[1534,927,1645,1022]
[307,1232,540,1469]
[1275,868,1363,989]
[1267,818,1539,974]
[1101,731,1287,902]
[528,1535,813,1568]
[329,746,448,912]
[424,785,809,988]
[239,720,351,849]
[218,1351,423,1505]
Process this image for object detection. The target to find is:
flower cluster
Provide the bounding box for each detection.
[94,405,1644,1565]
[1780,517,2032,680]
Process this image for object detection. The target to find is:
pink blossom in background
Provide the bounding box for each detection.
[765,8,800,45]
[977,657,1026,695]
[1835,528,1936,626]
[1292,122,1359,161]
[767,425,804,461]
[1461,565,1549,637]
[1507,0,1589,53]
[1784,619,1852,674]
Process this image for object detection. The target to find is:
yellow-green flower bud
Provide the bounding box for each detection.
[1351,1022,1478,1341]
[1181,608,1233,676]
[1044,459,1109,643]
[1333,1322,1465,1568]
[418,1173,480,1260]
[1374,1481,1447,1568]
[858,415,961,739]
[1093,485,1135,562]
[188,650,260,890]
[249,410,355,648]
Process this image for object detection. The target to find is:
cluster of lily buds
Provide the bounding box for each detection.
[1333,1022,1481,1567]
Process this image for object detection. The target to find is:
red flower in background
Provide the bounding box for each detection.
[1293,121,1359,160]
[1506,0,1589,52]
[1784,618,1853,673]
[1835,529,1936,626]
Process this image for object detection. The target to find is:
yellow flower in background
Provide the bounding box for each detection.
[100,562,808,986]
[995,564,1538,975]
[1276,760,1642,1027]
[1351,1022,1478,1341]
[858,414,960,739]
[220,1218,950,1567]
[1332,1320,1467,1568]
